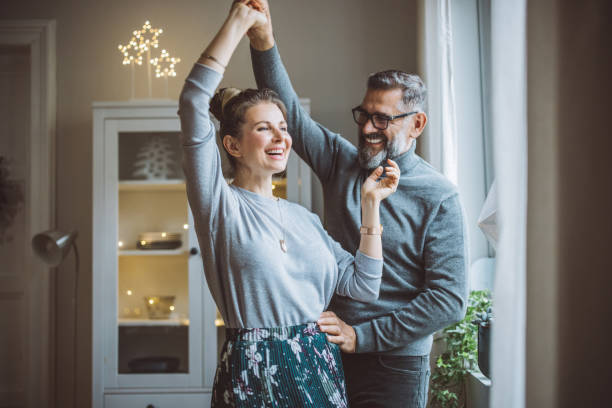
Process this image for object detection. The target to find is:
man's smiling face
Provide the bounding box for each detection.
[357,88,413,170]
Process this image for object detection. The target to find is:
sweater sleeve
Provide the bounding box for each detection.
[352,194,469,352]
[250,44,356,184]
[322,224,382,302]
[178,63,230,230]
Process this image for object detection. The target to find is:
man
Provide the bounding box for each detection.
[247,2,468,407]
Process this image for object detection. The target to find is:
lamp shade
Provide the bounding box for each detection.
[32,230,78,267]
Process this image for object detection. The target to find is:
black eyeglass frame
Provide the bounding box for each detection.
[351,107,418,130]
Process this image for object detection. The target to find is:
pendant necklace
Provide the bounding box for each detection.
[276,198,288,253]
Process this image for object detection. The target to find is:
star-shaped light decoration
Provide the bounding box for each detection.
[117,37,143,66]
[134,20,163,54]
[151,49,181,78]
[116,20,167,98]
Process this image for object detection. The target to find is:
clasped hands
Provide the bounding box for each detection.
[229,0,268,31]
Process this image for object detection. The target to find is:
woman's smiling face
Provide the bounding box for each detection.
[233,102,292,177]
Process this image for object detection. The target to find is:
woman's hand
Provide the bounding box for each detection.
[361,159,400,203]
[228,0,267,31]
[244,0,274,50]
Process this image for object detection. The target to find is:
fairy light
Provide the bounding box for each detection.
[126,290,133,296]
[117,20,179,98]
[183,224,189,230]
[151,49,181,78]
[117,38,143,66]
[117,20,163,66]
[134,20,163,53]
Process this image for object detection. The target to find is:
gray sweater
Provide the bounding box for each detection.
[251,45,468,356]
[178,63,383,329]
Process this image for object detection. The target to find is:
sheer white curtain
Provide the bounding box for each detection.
[419,0,458,184]
[490,0,527,406]
[420,0,527,405]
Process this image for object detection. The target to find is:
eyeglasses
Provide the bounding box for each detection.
[351,107,417,130]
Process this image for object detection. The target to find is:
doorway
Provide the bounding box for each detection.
[0,20,56,408]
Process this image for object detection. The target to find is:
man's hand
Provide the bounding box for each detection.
[228,0,267,31]
[245,0,275,50]
[318,311,357,353]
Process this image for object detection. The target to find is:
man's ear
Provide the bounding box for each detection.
[222,134,242,158]
[412,112,428,138]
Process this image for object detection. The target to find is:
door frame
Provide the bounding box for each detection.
[0,20,56,408]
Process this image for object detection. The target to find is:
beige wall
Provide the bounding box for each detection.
[526,0,559,406]
[527,0,612,406]
[0,1,418,406]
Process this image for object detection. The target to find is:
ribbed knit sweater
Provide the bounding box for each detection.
[251,45,468,355]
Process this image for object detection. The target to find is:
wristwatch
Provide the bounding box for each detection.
[359,225,383,235]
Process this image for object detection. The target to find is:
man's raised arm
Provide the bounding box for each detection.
[247,0,352,183]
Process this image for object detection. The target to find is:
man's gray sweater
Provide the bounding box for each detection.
[251,45,468,356]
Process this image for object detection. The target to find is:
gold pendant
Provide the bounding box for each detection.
[280,239,287,253]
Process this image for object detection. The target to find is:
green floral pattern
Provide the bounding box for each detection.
[212,323,348,407]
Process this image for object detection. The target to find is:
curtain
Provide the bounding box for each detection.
[490,0,527,406]
[420,0,459,184]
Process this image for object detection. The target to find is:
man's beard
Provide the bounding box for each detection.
[358,131,403,170]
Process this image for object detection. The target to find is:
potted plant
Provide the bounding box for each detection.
[472,306,493,378]
[429,290,492,408]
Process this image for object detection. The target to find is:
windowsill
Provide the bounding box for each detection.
[466,368,491,408]
[468,368,491,387]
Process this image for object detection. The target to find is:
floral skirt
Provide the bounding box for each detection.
[212,322,348,408]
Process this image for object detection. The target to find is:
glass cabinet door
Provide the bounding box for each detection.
[101,115,205,389]
[117,130,190,375]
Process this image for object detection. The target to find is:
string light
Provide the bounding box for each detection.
[135,20,163,53]
[117,20,162,66]
[117,20,180,98]
[117,39,143,66]
[151,49,181,78]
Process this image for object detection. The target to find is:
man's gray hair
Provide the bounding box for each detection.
[367,70,427,112]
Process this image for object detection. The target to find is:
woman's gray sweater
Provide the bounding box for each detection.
[178,63,383,328]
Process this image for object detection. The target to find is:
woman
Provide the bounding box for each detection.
[178,1,400,407]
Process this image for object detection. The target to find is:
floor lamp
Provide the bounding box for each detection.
[32,230,79,408]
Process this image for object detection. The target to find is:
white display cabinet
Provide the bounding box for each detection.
[92,99,311,407]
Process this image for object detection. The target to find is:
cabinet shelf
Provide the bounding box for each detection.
[119,180,186,192]
[118,318,190,327]
[118,248,189,256]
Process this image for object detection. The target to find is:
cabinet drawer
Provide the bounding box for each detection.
[105,393,211,408]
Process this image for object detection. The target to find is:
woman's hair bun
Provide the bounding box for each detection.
[210,87,242,122]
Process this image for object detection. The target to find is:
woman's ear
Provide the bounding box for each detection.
[222,134,242,158]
